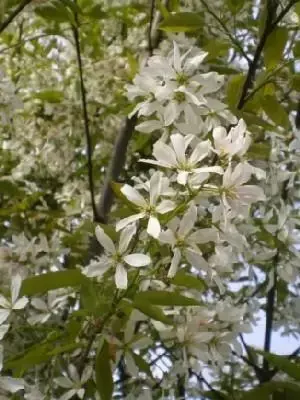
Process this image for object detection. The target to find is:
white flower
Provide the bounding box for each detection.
[213,119,251,158]
[83,224,150,289]
[159,204,218,277]
[0,345,25,394]
[116,172,176,238]
[28,291,68,325]
[54,364,92,400]
[0,275,28,325]
[140,134,223,185]
[217,163,266,220]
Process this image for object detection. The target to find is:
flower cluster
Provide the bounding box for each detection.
[82,41,266,371]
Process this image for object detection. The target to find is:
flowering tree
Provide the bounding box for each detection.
[1,0,300,399]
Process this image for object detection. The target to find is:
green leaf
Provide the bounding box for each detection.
[131,352,153,377]
[248,142,271,160]
[262,95,290,128]
[171,271,206,292]
[95,340,113,400]
[264,27,288,70]
[226,73,246,110]
[241,381,300,399]
[133,301,173,325]
[35,1,75,24]
[83,4,107,19]
[293,41,300,59]
[33,90,64,103]
[256,350,300,381]
[159,12,203,32]
[227,0,245,14]
[0,179,21,196]
[135,290,201,306]
[203,40,230,60]
[21,270,87,296]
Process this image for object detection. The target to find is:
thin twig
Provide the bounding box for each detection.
[96,0,170,225]
[148,0,156,55]
[237,0,299,110]
[71,15,98,221]
[262,267,277,375]
[199,0,251,64]
[0,0,31,35]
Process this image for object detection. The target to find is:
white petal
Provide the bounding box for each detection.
[0,376,24,393]
[124,253,151,267]
[185,249,209,271]
[83,258,111,278]
[31,298,48,312]
[170,133,186,164]
[178,204,197,237]
[136,120,162,133]
[0,310,10,325]
[177,170,189,185]
[173,41,181,72]
[237,185,266,203]
[54,376,73,389]
[147,216,161,238]
[116,212,145,232]
[0,295,10,309]
[164,101,178,126]
[0,324,9,340]
[156,200,176,214]
[168,248,181,278]
[121,185,147,207]
[119,223,136,253]
[158,229,176,245]
[11,275,22,304]
[149,171,162,206]
[190,228,218,243]
[95,226,115,255]
[59,389,78,400]
[189,140,211,165]
[193,166,223,175]
[13,297,28,310]
[153,141,177,167]
[115,264,128,289]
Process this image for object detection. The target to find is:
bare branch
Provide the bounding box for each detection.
[71,15,98,221]
[0,0,31,35]
[238,0,299,110]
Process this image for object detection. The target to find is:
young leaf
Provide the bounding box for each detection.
[133,301,173,325]
[262,95,290,128]
[264,27,288,70]
[241,381,300,399]
[256,350,300,381]
[21,270,87,296]
[159,12,203,32]
[171,271,206,292]
[134,290,201,306]
[95,340,113,400]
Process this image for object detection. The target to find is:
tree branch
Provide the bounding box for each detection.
[0,0,31,35]
[71,16,98,221]
[237,0,298,110]
[262,267,277,375]
[96,0,169,224]
[199,0,251,64]
[148,0,156,56]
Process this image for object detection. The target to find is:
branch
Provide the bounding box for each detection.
[148,0,156,55]
[199,0,251,64]
[96,0,170,224]
[0,0,31,35]
[262,267,277,375]
[71,16,98,221]
[237,0,298,110]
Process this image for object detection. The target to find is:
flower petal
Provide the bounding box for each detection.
[13,297,28,310]
[115,264,128,289]
[0,310,10,325]
[168,248,181,278]
[147,216,161,238]
[121,185,147,207]
[116,212,145,232]
[11,274,22,304]
[156,200,176,214]
[124,253,151,267]
[170,133,186,164]
[178,204,197,237]
[119,223,136,253]
[95,226,115,255]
